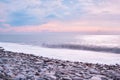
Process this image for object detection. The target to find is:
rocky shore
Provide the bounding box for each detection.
[0,47,120,80]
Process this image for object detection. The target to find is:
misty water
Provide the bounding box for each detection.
[1,33,120,53]
[0,33,120,64]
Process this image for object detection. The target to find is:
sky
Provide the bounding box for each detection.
[0,0,120,34]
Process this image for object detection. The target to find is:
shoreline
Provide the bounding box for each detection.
[0,47,120,80]
[0,42,120,65]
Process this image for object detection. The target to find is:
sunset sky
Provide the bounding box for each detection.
[0,0,120,34]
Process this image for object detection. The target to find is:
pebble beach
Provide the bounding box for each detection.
[0,47,120,80]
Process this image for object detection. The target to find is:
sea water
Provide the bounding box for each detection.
[0,33,120,64]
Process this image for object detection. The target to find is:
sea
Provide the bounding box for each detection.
[0,33,120,65]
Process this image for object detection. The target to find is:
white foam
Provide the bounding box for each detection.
[0,42,120,65]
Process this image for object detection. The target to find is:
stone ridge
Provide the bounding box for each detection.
[0,47,120,80]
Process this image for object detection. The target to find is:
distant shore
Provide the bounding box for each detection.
[0,47,120,80]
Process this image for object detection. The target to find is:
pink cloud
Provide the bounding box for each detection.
[0,20,120,34]
[0,19,5,22]
[0,28,2,31]
[0,28,11,32]
[2,23,11,28]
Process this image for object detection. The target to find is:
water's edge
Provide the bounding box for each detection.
[0,42,120,65]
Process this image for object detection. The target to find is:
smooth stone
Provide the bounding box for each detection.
[89,68,99,74]
[90,76,102,80]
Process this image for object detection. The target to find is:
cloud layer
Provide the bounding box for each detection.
[0,0,120,34]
